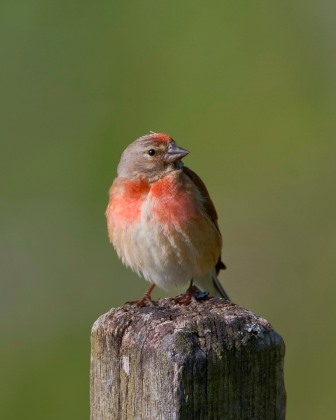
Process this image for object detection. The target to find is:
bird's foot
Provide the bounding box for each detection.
[173,292,193,305]
[126,296,155,307]
[126,284,156,307]
[174,285,208,305]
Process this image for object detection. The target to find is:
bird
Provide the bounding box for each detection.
[106,132,229,305]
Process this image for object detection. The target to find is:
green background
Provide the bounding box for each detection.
[1,1,335,419]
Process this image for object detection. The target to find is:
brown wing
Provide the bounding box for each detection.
[182,166,219,230]
[182,166,226,273]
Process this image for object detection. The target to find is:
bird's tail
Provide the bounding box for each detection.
[194,270,230,301]
[212,272,230,300]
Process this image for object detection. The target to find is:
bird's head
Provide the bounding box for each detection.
[117,133,189,181]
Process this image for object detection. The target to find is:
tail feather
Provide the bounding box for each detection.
[194,270,230,301]
[212,273,230,300]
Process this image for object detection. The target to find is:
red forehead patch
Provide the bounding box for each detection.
[151,132,172,142]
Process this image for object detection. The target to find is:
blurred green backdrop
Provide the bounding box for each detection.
[1,1,335,419]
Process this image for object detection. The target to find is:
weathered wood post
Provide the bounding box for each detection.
[90,298,286,419]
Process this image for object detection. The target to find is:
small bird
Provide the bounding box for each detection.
[106,132,229,305]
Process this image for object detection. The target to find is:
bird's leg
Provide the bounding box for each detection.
[174,279,200,305]
[127,283,156,307]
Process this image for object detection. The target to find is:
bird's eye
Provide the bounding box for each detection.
[148,149,156,156]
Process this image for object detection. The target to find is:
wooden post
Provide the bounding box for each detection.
[90,299,286,420]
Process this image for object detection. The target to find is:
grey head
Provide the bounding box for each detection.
[117,133,189,181]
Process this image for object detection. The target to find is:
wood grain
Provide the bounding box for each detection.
[90,298,286,420]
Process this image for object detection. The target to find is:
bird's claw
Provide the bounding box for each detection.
[126,284,156,307]
[126,296,155,307]
[174,285,208,305]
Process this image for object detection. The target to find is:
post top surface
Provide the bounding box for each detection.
[92,298,284,351]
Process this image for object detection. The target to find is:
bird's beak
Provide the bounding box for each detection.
[164,143,189,163]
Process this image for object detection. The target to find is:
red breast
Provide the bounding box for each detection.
[106,177,150,230]
[149,174,201,226]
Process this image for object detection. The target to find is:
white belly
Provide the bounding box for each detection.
[109,179,222,290]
